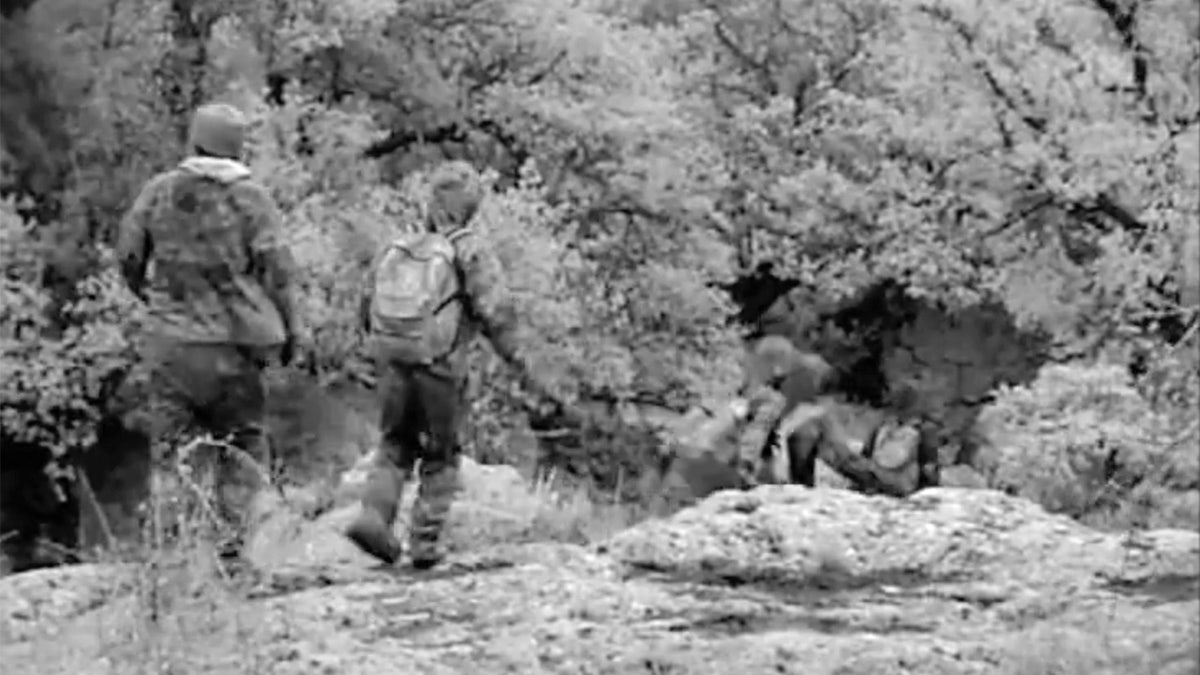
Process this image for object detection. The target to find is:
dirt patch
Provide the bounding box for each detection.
[1103,573,1200,605]
[619,564,976,637]
[248,557,520,600]
[658,602,938,637]
[624,560,976,600]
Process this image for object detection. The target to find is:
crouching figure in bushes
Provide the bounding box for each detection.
[642,398,755,516]
[637,382,790,516]
[346,160,565,570]
[743,336,935,497]
[114,102,305,566]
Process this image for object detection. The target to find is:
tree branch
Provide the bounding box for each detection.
[362,118,529,169]
[918,3,1153,237]
[702,3,778,99]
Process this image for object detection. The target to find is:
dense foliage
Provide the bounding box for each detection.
[2,0,1197,524]
[1,198,140,455]
[979,362,1199,530]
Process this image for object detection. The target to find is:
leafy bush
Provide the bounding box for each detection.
[978,361,1199,530]
[0,197,140,458]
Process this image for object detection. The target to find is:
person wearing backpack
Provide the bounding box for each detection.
[113,102,305,566]
[345,160,560,570]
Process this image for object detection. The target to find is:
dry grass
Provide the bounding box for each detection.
[515,468,647,543]
[5,511,264,674]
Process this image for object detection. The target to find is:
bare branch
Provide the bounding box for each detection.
[701,2,778,99]
[918,3,1155,239]
[1091,0,1154,119]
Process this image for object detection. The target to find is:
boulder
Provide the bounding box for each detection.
[3,484,1195,675]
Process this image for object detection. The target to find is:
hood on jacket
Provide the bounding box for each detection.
[178,156,253,184]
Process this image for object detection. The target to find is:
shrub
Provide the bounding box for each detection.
[0,197,140,458]
[977,361,1199,530]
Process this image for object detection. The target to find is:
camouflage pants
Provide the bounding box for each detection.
[360,359,464,564]
[116,339,279,556]
[756,402,827,486]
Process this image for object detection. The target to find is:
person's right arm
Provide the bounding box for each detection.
[454,231,523,365]
[453,231,571,416]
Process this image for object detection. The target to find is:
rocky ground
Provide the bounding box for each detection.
[2,458,1197,675]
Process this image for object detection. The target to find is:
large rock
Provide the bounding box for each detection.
[2,486,1196,675]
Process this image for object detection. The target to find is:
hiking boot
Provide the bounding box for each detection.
[409,550,444,571]
[214,536,265,586]
[345,508,403,565]
[407,523,446,571]
[217,533,246,564]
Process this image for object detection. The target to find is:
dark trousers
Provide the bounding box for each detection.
[110,339,279,553]
[360,356,465,558]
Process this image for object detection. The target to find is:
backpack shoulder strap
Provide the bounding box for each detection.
[434,228,474,312]
[445,227,473,245]
[441,227,474,273]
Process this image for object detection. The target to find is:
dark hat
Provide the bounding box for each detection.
[429,160,482,199]
[187,103,247,159]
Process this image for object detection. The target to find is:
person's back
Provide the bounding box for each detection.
[346,160,561,570]
[119,105,297,348]
[131,161,288,344]
[363,228,472,369]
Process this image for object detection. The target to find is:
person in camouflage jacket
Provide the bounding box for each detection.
[742,336,931,496]
[346,160,558,570]
[114,102,303,564]
[644,397,764,517]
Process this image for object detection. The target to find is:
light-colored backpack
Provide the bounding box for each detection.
[368,229,469,364]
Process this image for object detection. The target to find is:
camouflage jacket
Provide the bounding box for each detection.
[737,385,789,474]
[360,225,521,377]
[116,157,299,346]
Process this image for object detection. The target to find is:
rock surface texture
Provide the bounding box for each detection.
[2,479,1197,675]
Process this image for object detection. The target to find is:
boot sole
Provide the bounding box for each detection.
[410,557,443,571]
[345,525,402,565]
